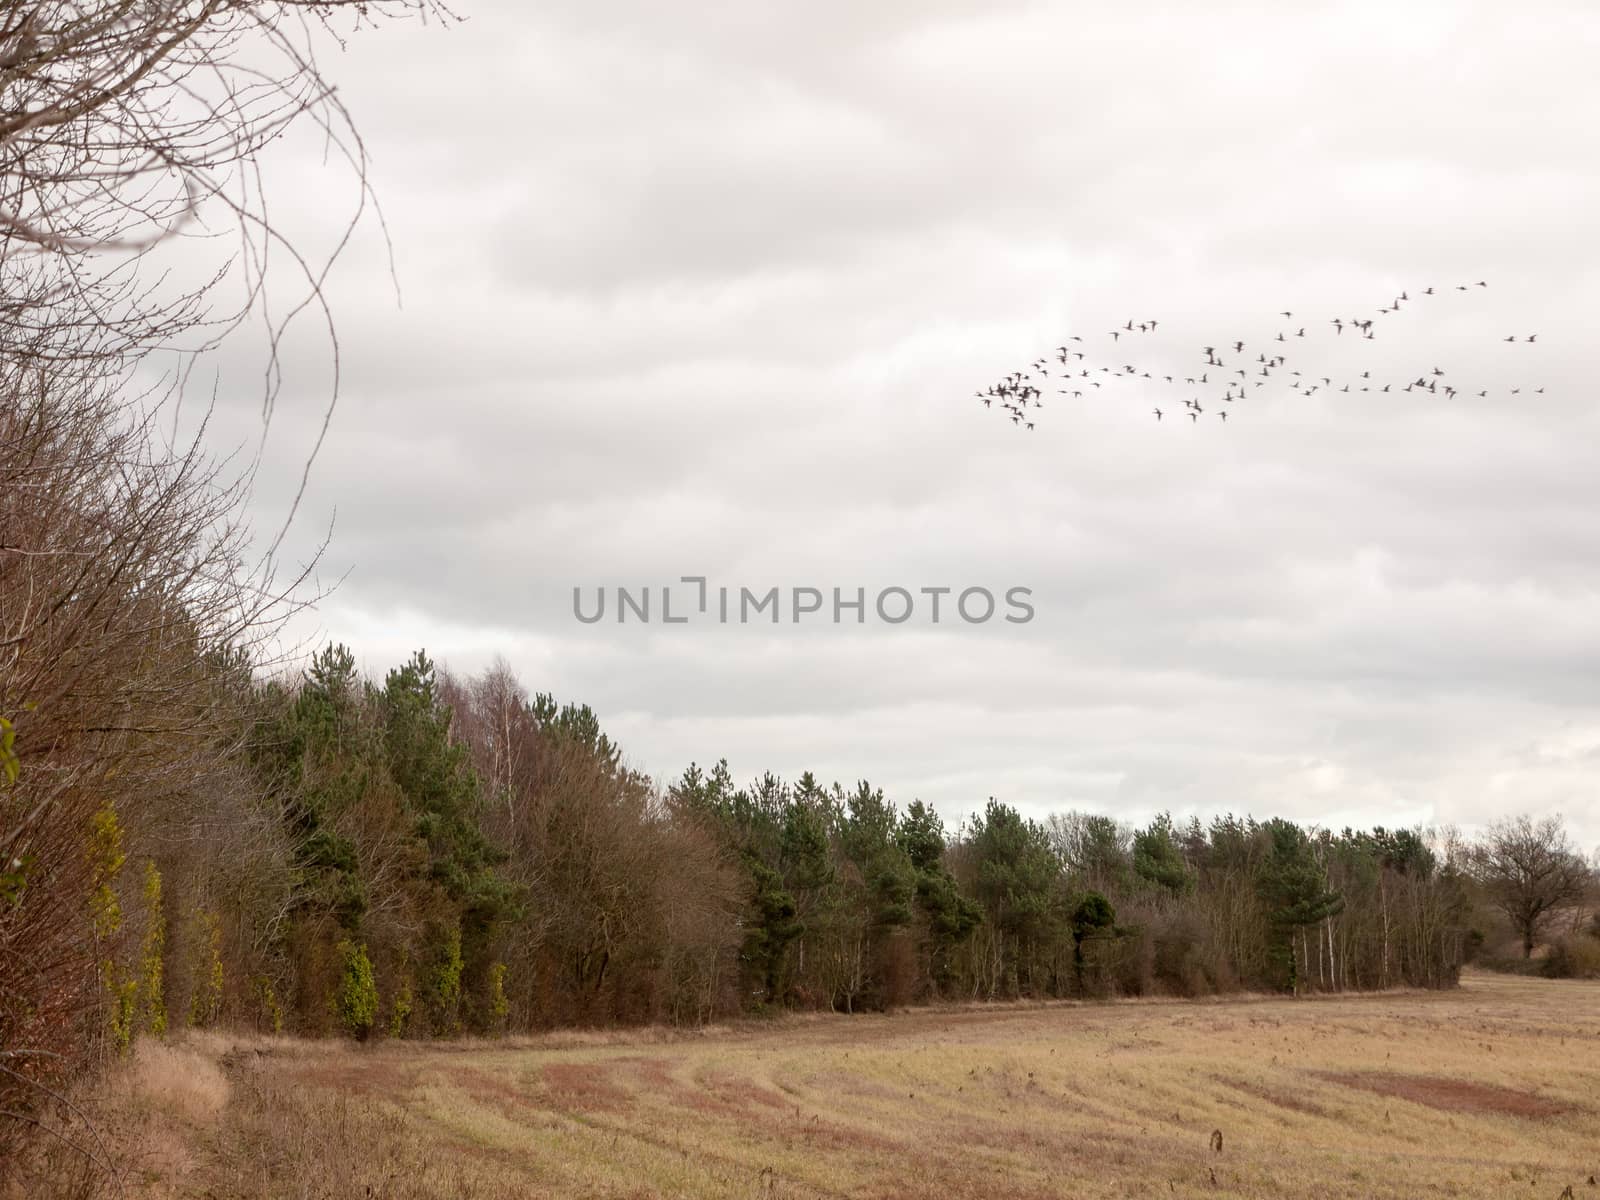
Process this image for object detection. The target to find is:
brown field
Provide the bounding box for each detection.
[72,971,1600,1198]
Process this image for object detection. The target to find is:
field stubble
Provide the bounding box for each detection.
[56,972,1600,1199]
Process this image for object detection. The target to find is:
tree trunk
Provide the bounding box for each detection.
[1380,877,1391,988]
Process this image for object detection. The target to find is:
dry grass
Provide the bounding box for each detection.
[50,972,1600,1198]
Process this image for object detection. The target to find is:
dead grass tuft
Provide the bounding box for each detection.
[121,1040,230,1125]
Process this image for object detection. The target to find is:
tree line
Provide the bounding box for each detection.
[13,641,1594,1078]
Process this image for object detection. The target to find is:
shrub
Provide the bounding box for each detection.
[87,804,132,1052]
[109,976,138,1055]
[389,977,414,1038]
[1106,918,1157,997]
[1071,891,1117,993]
[86,805,126,941]
[189,910,224,1027]
[254,975,284,1034]
[335,940,379,1039]
[486,961,509,1032]
[1150,909,1217,997]
[139,860,166,1036]
[428,926,464,1035]
[1543,934,1600,980]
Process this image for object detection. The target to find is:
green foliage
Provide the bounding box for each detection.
[382,650,515,1006]
[897,801,947,875]
[382,650,501,898]
[428,924,464,1035]
[389,977,414,1038]
[1255,819,1344,991]
[86,803,126,940]
[160,651,1475,1042]
[335,940,379,1039]
[533,692,622,772]
[1257,821,1344,929]
[140,860,167,1036]
[839,782,914,930]
[85,802,134,1049]
[254,975,284,1034]
[964,800,1067,996]
[253,643,374,932]
[1071,892,1116,940]
[0,718,27,908]
[1369,827,1437,877]
[189,909,224,1027]
[0,714,18,785]
[743,857,802,1001]
[900,801,981,978]
[674,762,811,1003]
[1070,891,1116,988]
[109,975,138,1056]
[968,800,1059,940]
[486,961,509,1031]
[780,779,835,900]
[1132,814,1195,896]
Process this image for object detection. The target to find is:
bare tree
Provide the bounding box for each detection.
[0,366,318,1166]
[1472,815,1591,959]
[1,0,449,1176]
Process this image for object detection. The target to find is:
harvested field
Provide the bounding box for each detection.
[75,972,1600,1198]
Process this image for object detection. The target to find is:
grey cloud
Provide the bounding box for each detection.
[157,1,1600,846]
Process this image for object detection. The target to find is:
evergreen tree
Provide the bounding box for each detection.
[1255,819,1344,991]
[898,801,981,993]
[1133,813,1196,896]
[1070,891,1116,990]
[966,800,1062,994]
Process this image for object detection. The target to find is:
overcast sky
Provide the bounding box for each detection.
[186,0,1600,849]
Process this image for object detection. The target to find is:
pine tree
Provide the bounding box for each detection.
[1255,820,1344,992]
[1133,813,1195,896]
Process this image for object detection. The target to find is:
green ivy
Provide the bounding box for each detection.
[253,975,284,1034]
[388,977,414,1039]
[487,961,509,1032]
[0,714,19,784]
[189,909,224,1027]
[110,976,138,1056]
[334,940,379,1040]
[429,925,463,1035]
[140,861,167,1036]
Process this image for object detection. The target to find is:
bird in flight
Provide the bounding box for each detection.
[971,275,1543,434]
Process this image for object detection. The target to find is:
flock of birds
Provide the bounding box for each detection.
[975,281,1547,429]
